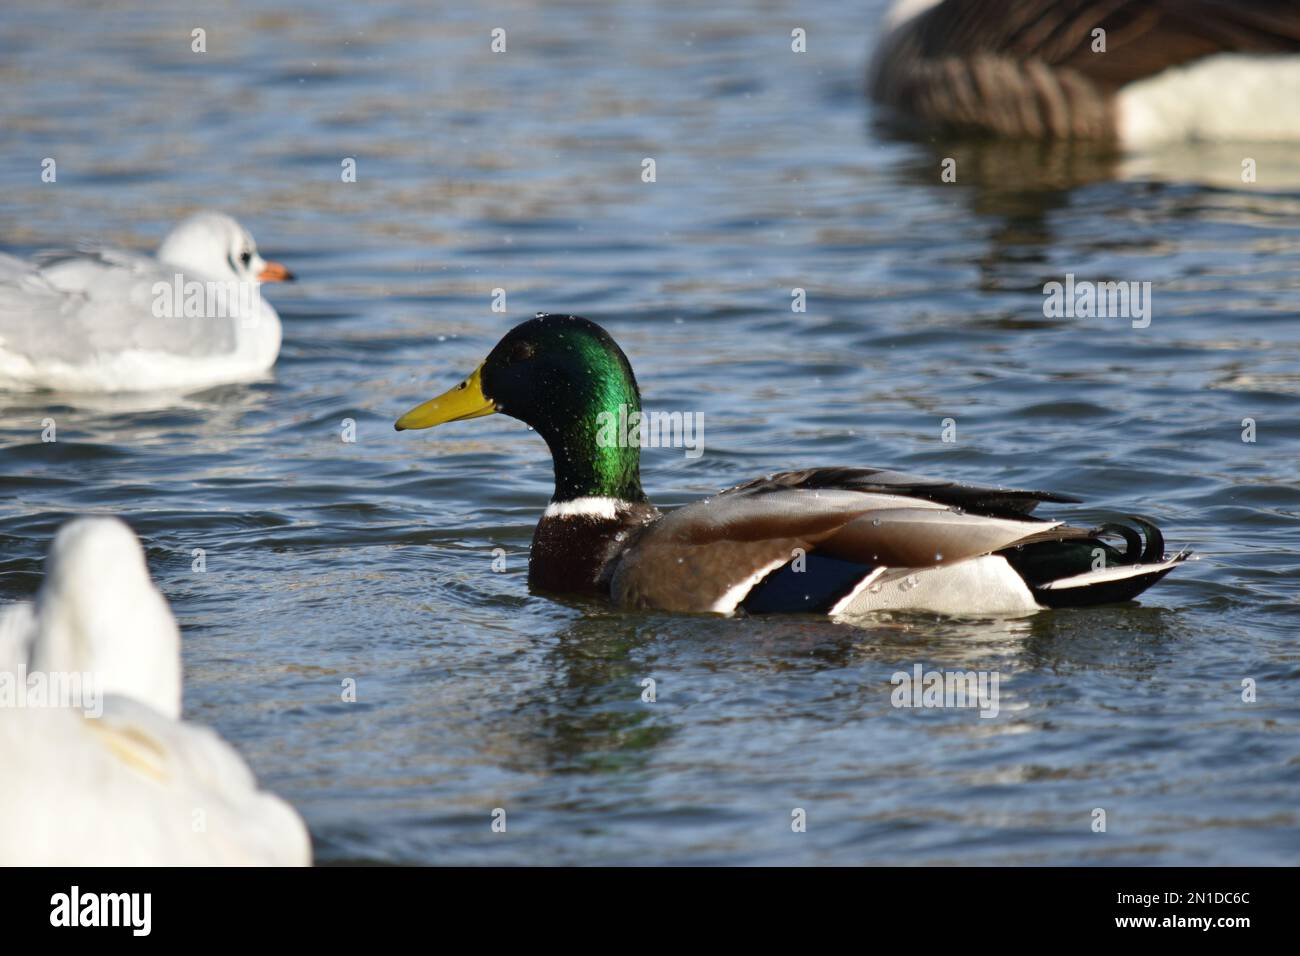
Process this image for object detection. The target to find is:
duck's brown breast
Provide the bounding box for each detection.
[527,501,660,597]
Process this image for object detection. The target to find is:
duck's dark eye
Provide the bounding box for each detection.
[510,341,535,362]
[239,251,252,266]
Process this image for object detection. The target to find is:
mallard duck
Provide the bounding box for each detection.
[870,0,1300,142]
[0,517,311,865]
[0,211,293,392]
[394,314,1189,616]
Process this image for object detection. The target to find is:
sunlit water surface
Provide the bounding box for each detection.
[1,0,1298,864]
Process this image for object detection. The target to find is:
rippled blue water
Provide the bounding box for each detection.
[2,0,1298,865]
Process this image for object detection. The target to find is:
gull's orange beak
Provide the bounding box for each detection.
[258,261,295,282]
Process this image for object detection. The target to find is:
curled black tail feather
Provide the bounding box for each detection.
[1000,514,1179,595]
[1089,522,1143,563]
[1088,517,1166,565]
[1130,517,1165,563]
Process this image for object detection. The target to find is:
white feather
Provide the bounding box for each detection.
[1038,556,1186,590]
[835,556,1040,616]
[543,497,624,520]
[829,567,888,616]
[24,517,181,717]
[0,211,283,393]
[1119,54,1300,144]
[884,0,943,31]
[0,517,310,866]
[0,701,310,866]
[709,557,792,615]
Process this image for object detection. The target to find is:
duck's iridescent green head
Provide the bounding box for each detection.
[395,314,647,503]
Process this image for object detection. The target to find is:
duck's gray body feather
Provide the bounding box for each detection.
[601,468,1187,616]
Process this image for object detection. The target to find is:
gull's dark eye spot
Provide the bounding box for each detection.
[240,251,252,266]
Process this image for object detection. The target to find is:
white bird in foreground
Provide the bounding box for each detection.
[0,211,293,393]
[0,517,311,866]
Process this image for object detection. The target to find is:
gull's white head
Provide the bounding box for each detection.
[28,517,182,719]
[156,210,294,285]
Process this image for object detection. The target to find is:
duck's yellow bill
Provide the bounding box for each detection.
[394,364,496,431]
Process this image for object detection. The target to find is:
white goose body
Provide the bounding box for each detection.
[0,517,310,866]
[1117,53,1300,144]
